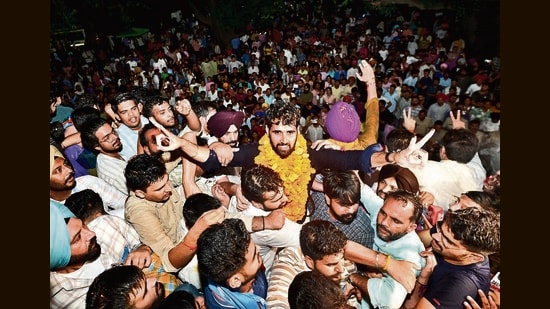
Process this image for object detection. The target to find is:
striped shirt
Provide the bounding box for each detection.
[266,246,359,309]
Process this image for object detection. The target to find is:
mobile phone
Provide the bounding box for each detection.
[489,272,500,291]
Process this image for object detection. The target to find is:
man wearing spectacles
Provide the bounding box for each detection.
[81,117,129,194]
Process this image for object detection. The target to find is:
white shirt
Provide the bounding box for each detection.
[410,154,486,211]
[232,205,301,277]
[96,153,128,195]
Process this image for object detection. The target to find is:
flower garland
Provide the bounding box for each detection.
[254,134,315,222]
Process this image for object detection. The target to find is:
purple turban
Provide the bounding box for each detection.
[325,101,361,142]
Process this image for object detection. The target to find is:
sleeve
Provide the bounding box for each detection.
[367,276,408,309]
[199,143,259,174]
[224,211,254,232]
[358,97,380,148]
[80,175,128,211]
[360,182,383,216]
[266,247,305,309]
[307,147,364,172]
[124,199,179,272]
[250,218,301,248]
[423,274,480,308]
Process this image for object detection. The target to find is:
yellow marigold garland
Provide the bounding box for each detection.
[254,134,315,222]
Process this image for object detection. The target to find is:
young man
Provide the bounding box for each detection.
[308,169,375,250]
[197,219,268,308]
[80,117,129,194]
[266,220,360,309]
[288,271,353,309]
[402,208,500,309]
[232,165,302,274]
[110,92,150,161]
[123,154,286,276]
[64,189,181,294]
[86,265,166,308]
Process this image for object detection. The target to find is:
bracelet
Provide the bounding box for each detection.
[261,216,265,231]
[182,241,197,251]
[383,254,392,271]
[416,279,427,286]
[374,252,380,269]
[385,152,395,164]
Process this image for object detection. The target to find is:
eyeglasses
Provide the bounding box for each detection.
[100,130,119,144]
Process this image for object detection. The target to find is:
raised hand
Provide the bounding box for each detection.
[395,129,435,168]
[175,98,192,116]
[450,110,466,129]
[402,107,416,133]
[463,289,499,309]
[356,59,376,85]
[149,117,184,152]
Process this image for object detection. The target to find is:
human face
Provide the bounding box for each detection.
[152,102,175,127]
[376,196,416,242]
[258,186,288,211]
[325,196,359,224]
[117,100,143,130]
[129,277,165,309]
[95,124,122,153]
[142,127,164,156]
[377,176,399,200]
[50,157,76,191]
[138,174,172,203]
[431,221,469,261]
[67,218,101,266]
[236,240,263,293]
[218,124,240,147]
[309,251,345,284]
[268,123,298,158]
[448,194,482,212]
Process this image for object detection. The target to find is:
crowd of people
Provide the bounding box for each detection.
[50,5,500,309]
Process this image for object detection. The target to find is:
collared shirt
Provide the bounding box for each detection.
[308,190,375,250]
[96,153,128,195]
[359,182,426,309]
[125,190,185,272]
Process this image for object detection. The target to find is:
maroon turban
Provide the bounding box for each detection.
[207,110,245,138]
[379,164,419,193]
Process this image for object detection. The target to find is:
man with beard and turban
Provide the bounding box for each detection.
[347,190,426,309]
[50,200,155,308]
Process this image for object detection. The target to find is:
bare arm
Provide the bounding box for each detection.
[344,240,419,293]
[167,207,225,269]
